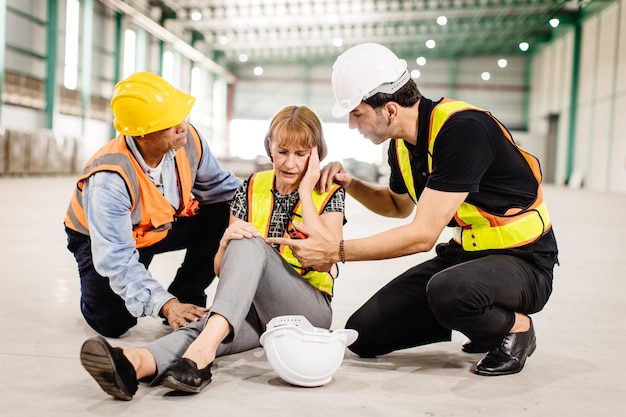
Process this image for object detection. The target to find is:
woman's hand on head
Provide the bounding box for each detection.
[298,146,320,195]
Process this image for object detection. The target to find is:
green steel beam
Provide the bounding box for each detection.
[113,12,122,84]
[158,42,164,75]
[82,0,94,120]
[191,30,204,44]
[566,13,582,183]
[45,0,59,130]
[112,11,122,138]
[158,12,171,76]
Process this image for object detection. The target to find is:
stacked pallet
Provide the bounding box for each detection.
[0,128,79,176]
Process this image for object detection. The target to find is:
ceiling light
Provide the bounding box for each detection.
[481,72,491,81]
[332,38,343,47]
[497,58,508,68]
[416,56,426,66]
[436,16,447,26]
[410,69,421,79]
[425,39,436,49]
[190,10,202,21]
[239,53,249,63]
[219,36,229,45]
[519,42,529,52]
[254,66,263,76]
[549,18,560,28]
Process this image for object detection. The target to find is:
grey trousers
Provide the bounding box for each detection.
[146,236,332,382]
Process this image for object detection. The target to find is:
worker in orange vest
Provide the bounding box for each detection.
[65,72,240,337]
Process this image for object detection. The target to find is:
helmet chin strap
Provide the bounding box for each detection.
[364,70,411,99]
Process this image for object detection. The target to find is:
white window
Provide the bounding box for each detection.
[63,0,80,90]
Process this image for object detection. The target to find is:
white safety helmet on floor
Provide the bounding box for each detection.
[331,42,409,118]
[259,315,358,387]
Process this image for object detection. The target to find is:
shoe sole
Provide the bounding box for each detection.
[80,338,134,401]
[473,339,537,377]
[161,375,211,394]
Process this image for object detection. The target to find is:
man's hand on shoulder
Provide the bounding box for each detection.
[317,161,352,193]
[160,298,209,330]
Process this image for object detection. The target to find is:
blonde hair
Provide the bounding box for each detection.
[264,105,328,160]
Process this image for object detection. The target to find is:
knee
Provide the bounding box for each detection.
[345,310,366,335]
[81,303,136,338]
[426,272,464,325]
[345,311,383,358]
[85,318,134,338]
[226,236,265,253]
[224,237,269,263]
[427,271,486,329]
[345,320,376,358]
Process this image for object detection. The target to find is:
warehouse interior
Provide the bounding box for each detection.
[0,0,625,416]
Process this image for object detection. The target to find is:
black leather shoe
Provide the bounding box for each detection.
[80,336,138,400]
[462,339,492,354]
[473,320,536,376]
[162,358,213,393]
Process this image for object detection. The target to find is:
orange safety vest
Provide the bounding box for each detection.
[247,170,340,296]
[395,99,551,251]
[64,123,203,248]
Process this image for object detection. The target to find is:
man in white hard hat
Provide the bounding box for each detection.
[65,72,241,338]
[270,43,559,376]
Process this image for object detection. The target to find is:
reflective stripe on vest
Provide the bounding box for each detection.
[248,170,339,296]
[64,123,202,248]
[395,141,417,203]
[396,99,551,251]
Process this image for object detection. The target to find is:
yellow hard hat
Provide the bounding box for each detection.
[110,72,196,136]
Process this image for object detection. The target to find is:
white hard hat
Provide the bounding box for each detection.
[331,43,409,118]
[259,315,358,387]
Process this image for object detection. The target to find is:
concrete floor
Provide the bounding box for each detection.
[1,175,624,417]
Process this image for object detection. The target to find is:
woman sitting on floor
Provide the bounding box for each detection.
[79,105,346,400]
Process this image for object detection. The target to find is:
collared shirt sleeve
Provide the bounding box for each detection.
[192,129,242,204]
[82,171,174,318]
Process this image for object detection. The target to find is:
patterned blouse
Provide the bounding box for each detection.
[230,178,346,250]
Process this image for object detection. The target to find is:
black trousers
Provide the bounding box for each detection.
[66,201,230,338]
[345,242,554,357]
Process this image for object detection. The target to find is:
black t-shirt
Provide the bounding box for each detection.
[388,97,558,270]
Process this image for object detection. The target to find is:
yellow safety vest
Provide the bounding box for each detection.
[64,123,202,248]
[396,99,551,251]
[248,170,340,296]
